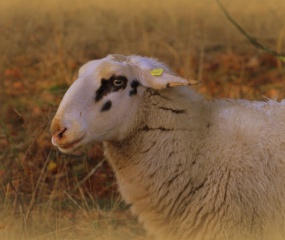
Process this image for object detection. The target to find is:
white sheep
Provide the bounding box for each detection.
[50,54,285,240]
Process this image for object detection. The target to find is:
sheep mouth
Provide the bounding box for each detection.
[58,134,86,153]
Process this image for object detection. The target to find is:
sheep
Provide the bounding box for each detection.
[50,54,285,240]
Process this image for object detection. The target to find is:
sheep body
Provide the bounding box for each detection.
[104,87,285,240]
[50,55,285,240]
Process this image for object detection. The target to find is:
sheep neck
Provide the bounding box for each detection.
[104,87,212,235]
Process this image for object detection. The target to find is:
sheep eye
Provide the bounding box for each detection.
[113,79,124,86]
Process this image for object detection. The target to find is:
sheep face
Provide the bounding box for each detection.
[50,54,191,153]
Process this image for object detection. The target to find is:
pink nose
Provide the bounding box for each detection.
[51,128,67,146]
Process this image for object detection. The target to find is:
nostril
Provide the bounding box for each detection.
[52,128,67,139]
[58,128,67,139]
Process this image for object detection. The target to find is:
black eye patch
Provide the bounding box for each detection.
[129,80,140,96]
[101,100,112,112]
[95,75,128,102]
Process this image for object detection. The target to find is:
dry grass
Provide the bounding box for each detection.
[0,0,285,239]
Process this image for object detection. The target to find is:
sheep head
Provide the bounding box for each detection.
[50,54,196,153]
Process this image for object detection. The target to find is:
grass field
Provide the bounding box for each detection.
[0,0,285,239]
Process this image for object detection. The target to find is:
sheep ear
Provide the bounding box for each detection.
[136,68,199,90]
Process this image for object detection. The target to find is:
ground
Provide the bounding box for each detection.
[0,0,284,239]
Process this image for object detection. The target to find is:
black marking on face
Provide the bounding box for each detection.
[101,100,112,112]
[95,75,128,102]
[129,80,140,96]
[158,106,186,114]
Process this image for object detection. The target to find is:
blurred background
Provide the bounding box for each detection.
[0,0,285,239]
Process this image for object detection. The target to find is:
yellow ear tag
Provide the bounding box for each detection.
[151,68,164,76]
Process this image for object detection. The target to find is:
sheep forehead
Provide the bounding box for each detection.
[78,60,99,77]
[98,61,132,79]
[79,59,132,82]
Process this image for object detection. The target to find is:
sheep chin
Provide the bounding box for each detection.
[56,134,86,155]
[58,145,84,156]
